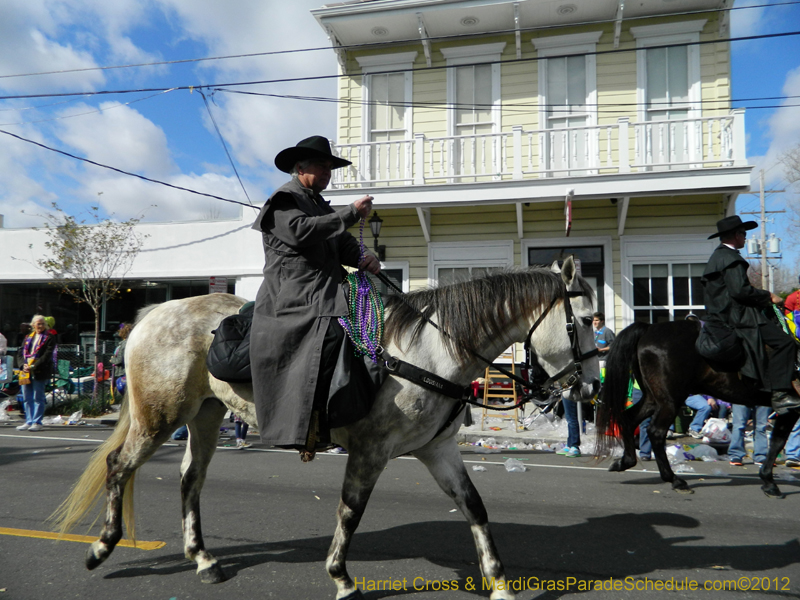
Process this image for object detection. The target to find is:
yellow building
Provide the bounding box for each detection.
[312,0,749,331]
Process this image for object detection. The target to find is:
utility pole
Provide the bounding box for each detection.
[741,169,785,290]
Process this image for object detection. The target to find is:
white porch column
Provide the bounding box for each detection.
[512,125,523,179]
[617,117,630,173]
[731,108,746,167]
[414,133,425,185]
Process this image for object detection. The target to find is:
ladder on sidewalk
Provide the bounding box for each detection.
[480,345,522,432]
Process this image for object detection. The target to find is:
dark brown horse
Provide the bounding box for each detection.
[595,319,799,498]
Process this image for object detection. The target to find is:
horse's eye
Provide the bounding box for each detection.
[582,317,593,327]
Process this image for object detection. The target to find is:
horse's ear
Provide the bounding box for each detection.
[550,260,561,274]
[561,255,576,287]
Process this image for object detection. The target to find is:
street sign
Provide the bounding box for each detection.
[209,276,228,294]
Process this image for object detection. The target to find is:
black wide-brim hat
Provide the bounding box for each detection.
[274,135,352,173]
[708,215,758,239]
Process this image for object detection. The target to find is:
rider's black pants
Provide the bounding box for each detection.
[759,321,796,391]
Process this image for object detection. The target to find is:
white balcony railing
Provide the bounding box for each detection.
[330,109,746,189]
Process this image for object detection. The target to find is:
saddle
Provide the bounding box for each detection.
[695,320,745,367]
[206,302,254,383]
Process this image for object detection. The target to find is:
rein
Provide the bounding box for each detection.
[373,270,597,409]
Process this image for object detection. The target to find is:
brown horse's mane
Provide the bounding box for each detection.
[383,267,594,364]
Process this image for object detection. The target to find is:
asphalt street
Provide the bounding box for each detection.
[2,423,800,600]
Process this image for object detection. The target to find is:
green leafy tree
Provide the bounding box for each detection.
[31,203,147,398]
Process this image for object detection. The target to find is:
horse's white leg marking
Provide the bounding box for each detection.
[87,426,171,570]
[181,397,227,583]
[413,439,515,600]
[326,447,390,600]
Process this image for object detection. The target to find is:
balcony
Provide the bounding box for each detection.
[328,110,749,204]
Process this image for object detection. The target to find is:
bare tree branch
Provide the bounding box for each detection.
[33,203,148,400]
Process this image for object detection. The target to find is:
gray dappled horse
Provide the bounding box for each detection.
[52,257,599,600]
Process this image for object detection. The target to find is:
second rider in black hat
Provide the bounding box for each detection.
[702,215,800,413]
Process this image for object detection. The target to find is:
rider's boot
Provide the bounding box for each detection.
[771,390,800,415]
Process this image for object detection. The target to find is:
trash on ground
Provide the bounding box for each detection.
[700,418,731,444]
[687,444,719,461]
[504,458,527,473]
[67,410,83,425]
[472,465,487,471]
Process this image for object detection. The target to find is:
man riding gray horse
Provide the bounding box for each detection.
[249,135,380,458]
[702,215,800,413]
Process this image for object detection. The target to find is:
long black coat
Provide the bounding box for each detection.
[249,178,362,446]
[702,244,771,386]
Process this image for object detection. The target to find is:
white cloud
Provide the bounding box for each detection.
[0,11,104,93]
[55,102,176,178]
[747,66,800,186]
[78,170,260,223]
[0,0,342,226]
[155,0,339,172]
[731,0,771,38]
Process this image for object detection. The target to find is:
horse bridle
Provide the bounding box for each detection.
[374,272,598,406]
[522,290,599,404]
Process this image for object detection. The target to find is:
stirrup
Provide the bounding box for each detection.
[300,410,321,463]
[771,391,800,415]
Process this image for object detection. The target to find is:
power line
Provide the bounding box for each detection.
[1,0,798,82]
[4,84,800,128]
[214,87,800,114]
[0,89,178,127]
[2,30,800,103]
[0,128,251,208]
[198,90,256,211]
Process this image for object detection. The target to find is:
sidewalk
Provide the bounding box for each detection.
[4,403,728,457]
[1,405,121,428]
[457,405,600,450]
[456,404,730,455]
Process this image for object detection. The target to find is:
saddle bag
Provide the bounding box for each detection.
[695,320,745,365]
[206,303,254,383]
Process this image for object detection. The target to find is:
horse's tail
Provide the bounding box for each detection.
[49,396,135,537]
[595,321,649,457]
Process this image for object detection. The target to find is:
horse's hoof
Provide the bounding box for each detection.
[608,460,624,472]
[198,563,227,584]
[85,543,106,570]
[762,484,786,500]
[672,479,693,494]
[337,591,365,600]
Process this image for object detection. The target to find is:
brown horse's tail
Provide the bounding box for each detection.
[594,321,649,458]
[49,396,136,538]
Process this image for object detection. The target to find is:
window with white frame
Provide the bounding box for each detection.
[632,262,706,324]
[429,240,513,286]
[368,262,408,297]
[441,43,505,180]
[631,21,705,169]
[533,32,601,177]
[356,52,416,184]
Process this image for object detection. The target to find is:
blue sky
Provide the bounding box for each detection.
[730,1,800,278]
[1,0,799,277]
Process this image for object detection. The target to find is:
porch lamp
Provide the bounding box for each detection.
[369,212,386,261]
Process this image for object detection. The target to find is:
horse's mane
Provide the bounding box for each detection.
[383,267,594,364]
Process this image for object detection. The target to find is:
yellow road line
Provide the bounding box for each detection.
[0,527,165,550]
